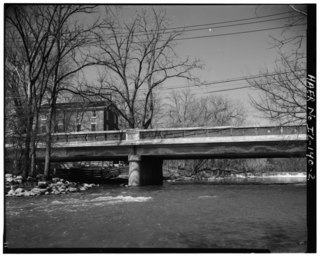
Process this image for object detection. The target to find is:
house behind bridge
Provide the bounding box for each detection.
[40,101,119,133]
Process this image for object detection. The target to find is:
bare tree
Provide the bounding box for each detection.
[248,5,307,125]
[165,89,246,177]
[40,5,101,180]
[84,8,201,129]
[167,89,245,128]
[5,5,101,179]
[5,5,62,178]
[247,53,306,125]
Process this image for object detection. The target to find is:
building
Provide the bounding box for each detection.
[40,101,119,133]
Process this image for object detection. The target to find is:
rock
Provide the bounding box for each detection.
[24,191,31,196]
[38,181,48,188]
[14,176,23,184]
[45,192,50,195]
[27,176,36,182]
[6,177,13,183]
[5,174,13,178]
[79,186,87,191]
[15,188,24,194]
[36,174,43,179]
[31,187,46,195]
[52,177,60,183]
[68,187,78,192]
[6,190,15,196]
[56,181,63,186]
[58,187,65,192]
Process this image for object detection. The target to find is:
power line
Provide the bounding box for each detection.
[173,23,306,42]
[5,12,304,43]
[206,85,254,93]
[101,10,295,33]
[140,69,306,92]
[99,12,299,37]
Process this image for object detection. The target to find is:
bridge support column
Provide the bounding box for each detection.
[128,155,163,186]
[128,155,141,186]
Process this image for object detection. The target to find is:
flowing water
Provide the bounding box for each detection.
[5,182,307,252]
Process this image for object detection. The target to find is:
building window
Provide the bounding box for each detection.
[57,123,64,133]
[41,125,46,133]
[91,123,96,131]
[76,124,81,132]
[92,110,96,118]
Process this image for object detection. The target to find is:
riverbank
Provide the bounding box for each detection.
[5,171,306,197]
[5,174,98,197]
[167,172,306,184]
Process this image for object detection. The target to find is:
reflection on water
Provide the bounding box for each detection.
[5,183,307,252]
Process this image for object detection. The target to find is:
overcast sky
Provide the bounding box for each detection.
[154,4,306,125]
[81,4,306,126]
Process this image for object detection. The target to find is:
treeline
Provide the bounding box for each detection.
[164,158,306,179]
[5,5,200,180]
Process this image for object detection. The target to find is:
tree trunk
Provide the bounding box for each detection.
[22,112,33,179]
[43,107,54,181]
[30,110,40,177]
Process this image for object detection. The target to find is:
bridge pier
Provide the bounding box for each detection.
[128,155,163,186]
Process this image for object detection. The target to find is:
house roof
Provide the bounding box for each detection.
[41,101,116,111]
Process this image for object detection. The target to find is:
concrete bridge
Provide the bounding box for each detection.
[6,125,307,186]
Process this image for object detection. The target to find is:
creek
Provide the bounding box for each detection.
[5,181,307,252]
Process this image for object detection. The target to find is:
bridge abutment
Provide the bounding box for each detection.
[128,155,163,186]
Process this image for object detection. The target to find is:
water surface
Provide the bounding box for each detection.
[5,183,307,252]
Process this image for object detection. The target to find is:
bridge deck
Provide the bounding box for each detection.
[5,125,307,161]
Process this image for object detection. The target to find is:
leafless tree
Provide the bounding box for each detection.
[248,5,307,125]
[40,5,101,179]
[165,89,246,177]
[5,5,62,178]
[167,89,245,128]
[5,5,101,179]
[247,53,306,125]
[83,7,201,129]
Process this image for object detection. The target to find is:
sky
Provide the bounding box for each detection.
[82,4,306,126]
[3,4,307,127]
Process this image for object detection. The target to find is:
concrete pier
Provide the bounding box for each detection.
[128,155,163,186]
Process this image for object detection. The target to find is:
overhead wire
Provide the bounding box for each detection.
[100,10,295,33]
[97,13,300,37]
[5,11,305,43]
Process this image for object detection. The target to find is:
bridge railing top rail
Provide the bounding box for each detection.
[6,125,306,145]
[138,124,306,132]
[139,125,306,140]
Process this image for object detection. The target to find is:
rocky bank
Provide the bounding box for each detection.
[5,174,98,197]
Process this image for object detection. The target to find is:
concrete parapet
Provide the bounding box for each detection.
[126,130,140,141]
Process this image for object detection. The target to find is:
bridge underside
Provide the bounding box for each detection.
[29,140,306,162]
[6,139,306,186]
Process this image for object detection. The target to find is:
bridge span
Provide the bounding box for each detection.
[6,125,307,186]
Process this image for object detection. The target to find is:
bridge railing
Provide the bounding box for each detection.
[5,125,306,145]
[139,125,306,140]
[5,130,126,145]
[50,130,126,143]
